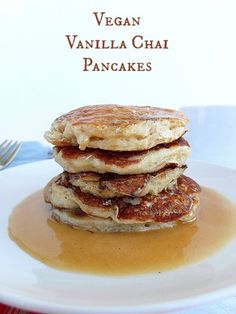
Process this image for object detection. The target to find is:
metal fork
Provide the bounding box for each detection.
[0,140,22,170]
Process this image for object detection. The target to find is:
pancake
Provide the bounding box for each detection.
[44,174,201,225]
[68,165,186,198]
[54,137,190,175]
[44,105,188,151]
[51,208,178,232]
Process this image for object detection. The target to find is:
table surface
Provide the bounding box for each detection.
[2,105,236,314]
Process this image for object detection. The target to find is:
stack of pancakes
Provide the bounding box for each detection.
[44,105,201,232]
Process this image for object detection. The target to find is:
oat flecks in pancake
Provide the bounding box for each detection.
[44,105,188,151]
[68,165,186,198]
[116,176,200,223]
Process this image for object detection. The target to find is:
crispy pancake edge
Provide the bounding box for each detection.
[44,175,201,224]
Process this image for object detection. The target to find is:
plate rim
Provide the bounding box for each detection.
[1,159,236,314]
[1,283,236,314]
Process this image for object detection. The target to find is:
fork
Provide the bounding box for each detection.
[0,140,22,170]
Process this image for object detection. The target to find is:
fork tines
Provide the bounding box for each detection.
[0,140,22,170]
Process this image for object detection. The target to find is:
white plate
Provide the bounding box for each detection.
[1,160,236,314]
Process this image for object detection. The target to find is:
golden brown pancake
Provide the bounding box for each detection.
[44,174,201,225]
[54,137,190,174]
[68,165,186,198]
[44,105,188,151]
[51,208,181,232]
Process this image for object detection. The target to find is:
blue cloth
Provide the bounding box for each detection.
[8,141,53,168]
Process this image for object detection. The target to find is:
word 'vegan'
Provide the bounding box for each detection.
[92,12,141,27]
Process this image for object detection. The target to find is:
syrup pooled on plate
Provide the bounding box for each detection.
[8,187,236,275]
